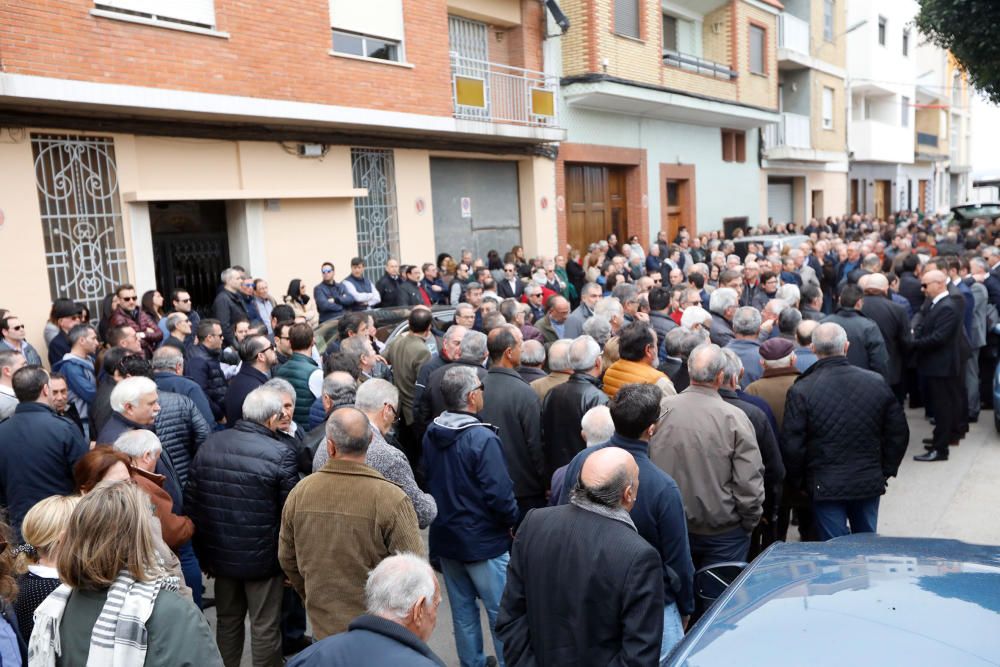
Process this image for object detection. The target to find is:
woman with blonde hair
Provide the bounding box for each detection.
[12,495,80,640]
[28,481,221,666]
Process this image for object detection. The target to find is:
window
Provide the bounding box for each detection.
[822,87,834,129]
[333,30,401,61]
[901,96,909,127]
[662,14,678,51]
[93,0,216,29]
[722,130,746,163]
[749,25,766,75]
[330,0,404,61]
[615,0,640,39]
[823,0,834,42]
[877,16,886,46]
[902,29,909,56]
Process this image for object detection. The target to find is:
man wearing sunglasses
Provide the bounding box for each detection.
[109,283,162,358]
[0,315,42,366]
[224,336,279,427]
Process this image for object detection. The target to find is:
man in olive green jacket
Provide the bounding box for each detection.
[279,407,424,639]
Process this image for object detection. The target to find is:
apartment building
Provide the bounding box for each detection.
[761,0,848,226]
[845,0,919,218]
[553,0,781,249]
[0,0,565,350]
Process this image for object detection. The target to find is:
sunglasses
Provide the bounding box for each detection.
[176,298,191,304]
[322,269,334,274]
[121,296,137,302]
[8,325,24,331]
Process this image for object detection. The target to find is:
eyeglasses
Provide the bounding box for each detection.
[259,345,274,354]
[121,296,137,302]
[243,282,255,287]
[474,384,485,393]
[322,268,334,274]
[8,325,24,331]
[176,298,191,304]
[385,403,398,419]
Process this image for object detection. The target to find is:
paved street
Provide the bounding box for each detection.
[216,407,998,666]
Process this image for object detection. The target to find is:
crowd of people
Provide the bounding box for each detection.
[0,209,997,666]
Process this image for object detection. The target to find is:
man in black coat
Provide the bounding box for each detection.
[375,258,404,308]
[185,386,300,667]
[497,447,664,667]
[897,254,924,314]
[782,323,908,539]
[910,270,966,462]
[224,335,277,426]
[540,336,608,480]
[821,285,890,380]
[859,274,911,402]
[0,366,87,538]
[185,319,227,424]
[481,325,546,514]
[213,267,251,347]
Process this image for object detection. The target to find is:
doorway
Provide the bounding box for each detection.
[660,164,695,242]
[918,179,928,212]
[811,189,824,221]
[150,201,231,317]
[565,164,628,253]
[850,179,860,215]
[874,180,891,220]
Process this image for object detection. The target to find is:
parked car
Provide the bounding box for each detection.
[314,305,456,352]
[732,235,810,261]
[949,203,1000,228]
[666,535,1000,666]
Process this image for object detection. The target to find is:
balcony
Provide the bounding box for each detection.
[662,49,737,81]
[778,13,809,61]
[763,112,811,150]
[450,53,560,129]
[851,119,914,164]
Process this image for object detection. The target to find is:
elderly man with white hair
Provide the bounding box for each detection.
[95,375,161,446]
[782,323,908,539]
[708,287,738,346]
[287,553,444,666]
[314,379,437,528]
[530,339,573,401]
[546,404,614,502]
[724,307,764,388]
[516,339,548,384]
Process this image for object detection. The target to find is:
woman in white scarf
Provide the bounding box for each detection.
[29,481,221,667]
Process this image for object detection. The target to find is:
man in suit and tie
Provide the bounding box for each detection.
[497,263,525,300]
[911,270,964,462]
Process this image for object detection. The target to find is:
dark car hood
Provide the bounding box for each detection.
[670,536,1000,666]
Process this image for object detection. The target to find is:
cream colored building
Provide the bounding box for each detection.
[761,0,849,225]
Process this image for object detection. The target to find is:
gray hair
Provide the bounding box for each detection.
[778,307,802,336]
[151,346,183,371]
[355,378,398,414]
[67,323,96,347]
[611,283,638,305]
[459,330,488,363]
[323,371,357,405]
[571,461,632,508]
[732,307,762,335]
[688,343,726,384]
[568,335,601,371]
[441,365,481,412]
[113,429,162,458]
[341,336,374,367]
[109,376,157,413]
[812,322,848,358]
[221,267,241,283]
[325,406,372,454]
[165,312,188,333]
[242,387,284,424]
[708,288,738,316]
[763,298,788,318]
[581,282,603,299]
[762,352,796,369]
[580,405,614,446]
[365,553,437,621]
[263,377,295,400]
[582,316,612,347]
[720,347,743,385]
[547,339,572,372]
[680,305,712,330]
[970,257,989,273]
[778,284,800,307]
[593,297,623,320]
[520,339,545,366]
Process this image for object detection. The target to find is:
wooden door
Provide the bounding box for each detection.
[918,179,928,211]
[566,165,628,253]
[850,179,859,215]
[874,180,891,220]
[665,179,684,240]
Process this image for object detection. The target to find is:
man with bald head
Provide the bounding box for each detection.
[858,273,910,401]
[498,446,665,666]
[910,270,965,461]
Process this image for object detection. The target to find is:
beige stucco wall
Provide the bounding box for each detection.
[0,138,54,360]
[394,149,438,266]
[810,0,845,68]
[808,170,847,218]
[811,70,846,152]
[735,2,779,111]
[261,198,357,291]
[447,0,521,26]
[518,155,558,258]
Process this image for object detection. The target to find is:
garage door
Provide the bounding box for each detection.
[767,181,793,226]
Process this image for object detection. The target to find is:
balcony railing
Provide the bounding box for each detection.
[763,112,811,150]
[778,12,809,55]
[662,49,737,80]
[450,53,559,128]
[917,132,938,147]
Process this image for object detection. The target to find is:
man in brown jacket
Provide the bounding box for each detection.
[279,407,424,639]
[745,338,801,431]
[649,343,764,569]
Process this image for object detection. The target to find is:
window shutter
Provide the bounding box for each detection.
[615,0,640,39]
[97,0,216,27]
[749,25,765,74]
[329,0,404,41]
[662,14,677,51]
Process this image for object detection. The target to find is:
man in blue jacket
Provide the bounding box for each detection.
[314,262,356,324]
[51,323,99,441]
[423,365,518,667]
[0,366,87,537]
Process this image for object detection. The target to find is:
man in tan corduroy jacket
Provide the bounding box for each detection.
[279,406,424,639]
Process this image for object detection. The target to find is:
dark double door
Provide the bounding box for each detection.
[565,165,628,253]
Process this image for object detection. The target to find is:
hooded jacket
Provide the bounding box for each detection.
[422,412,519,562]
[52,354,96,428]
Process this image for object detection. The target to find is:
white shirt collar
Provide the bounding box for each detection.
[28,564,59,579]
[931,291,948,306]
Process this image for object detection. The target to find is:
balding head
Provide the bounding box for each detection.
[688,343,726,387]
[812,322,849,358]
[325,406,372,461]
[860,273,888,294]
[576,447,639,512]
[921,269,949,299]
[796,319,819,347]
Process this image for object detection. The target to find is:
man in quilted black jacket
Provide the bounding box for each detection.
[782,322,909,541]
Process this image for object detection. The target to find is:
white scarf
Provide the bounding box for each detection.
[29,570,178,667]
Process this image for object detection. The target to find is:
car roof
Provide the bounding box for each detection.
[669,536,1000,667]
